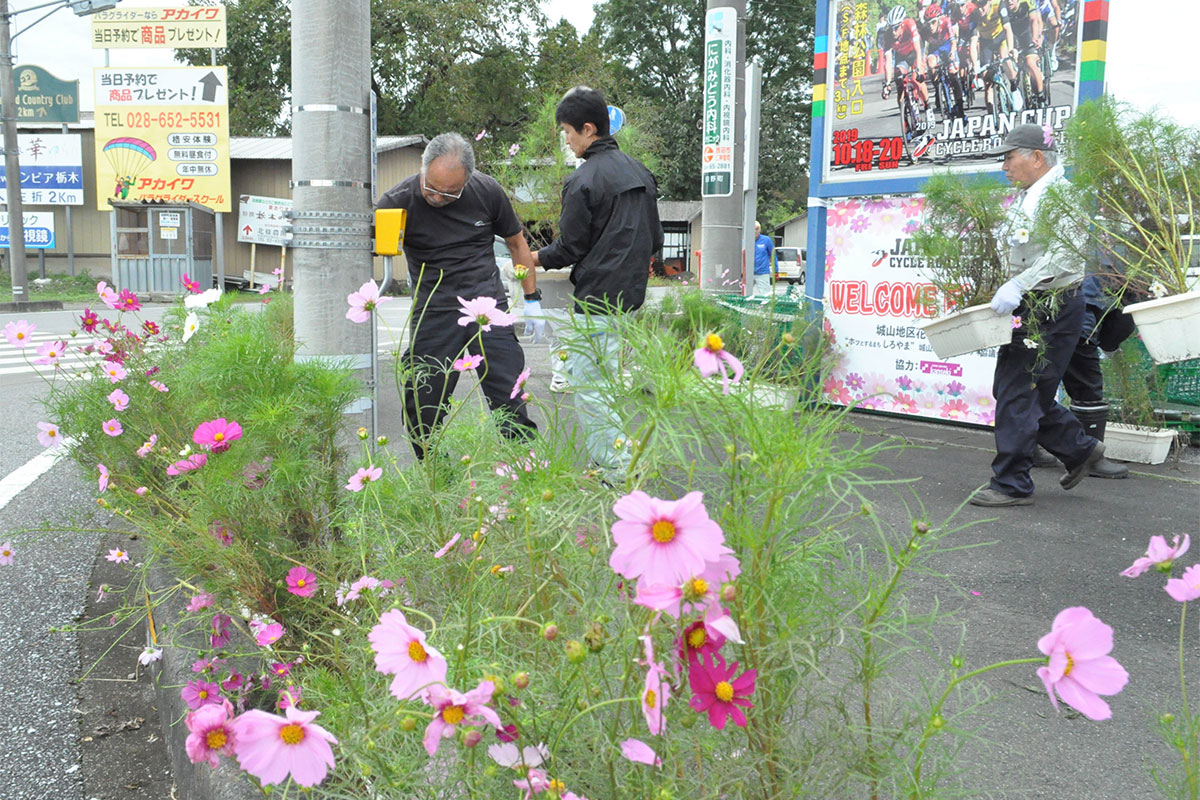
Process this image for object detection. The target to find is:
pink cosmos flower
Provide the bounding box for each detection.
[34,340,67,366]
[475,128,487,141]
[182,680,223,710]
[136,434,158,458]
[3,320,36,348]
[185,699,237,767]
[80,309,100,332]
[187,593,216,612]
[102,418,123,437]
[688,651,757,729]
[36,421,62,448]
[142,320,160,336]
[1166,565,1200,603]
[98,463,111,493]
[509,143,520,156]
[609,491,728,588]
[254,622,285,647]
[423,681,503,756]
[1035,606,1128,721]
[182,273,202,293]
[510,367,530,400]
[166,453,208,476]
[243,458,272,489]
[634,549,741,619]
[286,566,318,597]
[96,281,120,310]
[488,741,548,770]
[222,672,244,693]
[277,686,302,710]
[369,608,448,701]
[693,333,744,394]
[641,661,671,735]
[433,533,461,558]
[103,361,127,383]
[620,738,661,766]
[118,289,141,312]
[105,547,129,563]
[269,661,293,678]
[346,280,392,323]
[107,389,130,411]
[193,418,243,453]
[457,296,517,331]
[211,614,232,649]
[135,486,148,496]
[345,465,383,492]
[0,541,13,566]
[1122,535,1191,578]
[231,705,338,788]
[257,283,271,295]
[453,353,483,371]
[149,380,169,392]
[339,575,385,604]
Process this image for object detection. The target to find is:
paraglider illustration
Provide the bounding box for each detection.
[103,137,156,200]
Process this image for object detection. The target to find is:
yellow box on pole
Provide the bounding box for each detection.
[374,208,406,255]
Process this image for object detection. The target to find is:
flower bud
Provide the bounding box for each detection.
[462,729,482,748]
[1161,713,1175,724]
[543,623,558,641]
[513,672,530,690]
[912,520,930,535]
[565,640,586,663]
[400,716,417,732]
[542,489,554,502]
[930,714,945,731]
[483,673,506,694]
[951,656,963,670]
[721,583,737,603]
[781,332,795,345]
[460,455,471,464]
[583,622,606,653]
[376,435,388,446]
[357,427,368,440]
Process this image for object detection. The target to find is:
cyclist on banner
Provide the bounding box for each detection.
[970,0,1019,111]
[919,4,963,119]
[881,5,930,113]
[951,0,981,77]
[1005,0,1046,108]
[1037,0,1064,72]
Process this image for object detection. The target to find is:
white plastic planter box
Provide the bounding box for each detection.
[917,304,1013,360]
[1123,289,1200,364]
[1104,423,1177,465]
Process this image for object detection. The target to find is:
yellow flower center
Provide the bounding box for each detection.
[206,729,227,749]
[296,579,305,587]
[715,681,735,703]
[651,520,676,543]
[1063,653,1074,677]
[644,689,657,709]
[279,723,305,745]
[48,430,56,438]
[407,640,428,663]
[49,350,57,357]
[705,333,724,352]
[442,705,466,725]
[16,332,25,340]
[687,628,707,649]
[687,578,709,599]
[548,779,566,793]
[213,432,225,442]
[198,690,208,700]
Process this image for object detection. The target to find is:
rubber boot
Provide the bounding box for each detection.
[1070,403,1129,479]
[1032,446,1060,468]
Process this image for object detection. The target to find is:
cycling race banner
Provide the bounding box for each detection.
[822,0,1084,183]
[822,196,999,426]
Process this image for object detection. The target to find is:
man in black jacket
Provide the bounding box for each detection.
[532,86,664,482]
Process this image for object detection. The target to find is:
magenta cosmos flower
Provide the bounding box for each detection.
[36,421,61,448]
[345,465,383,492]
[185,699,236,767]
[346,280,392,323]
[167,453,208,476]
[254,621,286,647]
[193,418,242,453]
[1036,606,1129,721]
[457,296,517,332]
[423,680,503,756]
[118,289,141,312]
[369,608,448,701]
[1166,565,1200,603]
[231,705,338,788]
[688,651,757,730]
[182,680,223,710]
[1122,534,1190,578]
[609,491,728,588]
[693,333,744,395]
[286,566,318,597]
[4,319,36,347]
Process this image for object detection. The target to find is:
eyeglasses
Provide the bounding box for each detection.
[421,173,465,202]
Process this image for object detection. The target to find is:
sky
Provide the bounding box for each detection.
[9,0,1197,125]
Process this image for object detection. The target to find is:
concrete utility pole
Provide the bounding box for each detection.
[740,58,762,296]
[700,0,746,294]
[290,0,373,407]
[1,0,28,302]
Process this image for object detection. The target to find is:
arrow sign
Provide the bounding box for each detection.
[199,71,223,102]
[242,224,253,235]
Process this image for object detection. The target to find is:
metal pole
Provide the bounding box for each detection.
[291,0,373,407]
[62,122,74,275]
[211,47,225,290]
[741,59,762,298]
[1,0,29,302]
[700,0,746,295]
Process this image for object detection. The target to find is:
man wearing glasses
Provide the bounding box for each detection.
[376,132,539,458]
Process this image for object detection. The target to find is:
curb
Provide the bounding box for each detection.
[147,564,261,800]
[0,299,64,313]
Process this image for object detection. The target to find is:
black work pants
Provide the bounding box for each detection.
[990,287,1097,497]
[1062,336,1103,405]
[402,308,537,459]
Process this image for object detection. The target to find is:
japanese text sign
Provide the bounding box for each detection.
[0,134,84,205]
[91,6,226,49]
[237,195,293,247]
[702,6,736,197]
[0,212,56,249]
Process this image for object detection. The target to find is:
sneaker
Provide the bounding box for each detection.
[1061,441,1106,490]
[549,373,571,393]
[970,487,1034,507]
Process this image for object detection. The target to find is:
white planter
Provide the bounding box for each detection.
[1104,423,1177,465]
[917,304,1013,360]
[1123,289,1200,364]
[742,383,798,410]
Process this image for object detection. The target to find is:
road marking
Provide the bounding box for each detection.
[0,439,74,512]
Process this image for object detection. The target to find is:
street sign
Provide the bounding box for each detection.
[90,6,226,49]
[13,65,79,125]
[702,7,736,197]
[93,67,232,211]
[0,212,56,249]
[0,134,84,205]
[607,105,625,135]
[237,195,293,247]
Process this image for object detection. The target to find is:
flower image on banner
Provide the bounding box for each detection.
[822,196,997,426]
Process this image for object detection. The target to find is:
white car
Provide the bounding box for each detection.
[774,246,805,283]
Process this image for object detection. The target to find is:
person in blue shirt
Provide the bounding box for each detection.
[751,221,775,297]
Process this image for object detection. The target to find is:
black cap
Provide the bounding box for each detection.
[987,123,1057,155]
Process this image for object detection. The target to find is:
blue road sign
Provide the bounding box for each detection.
[608,105,625,135]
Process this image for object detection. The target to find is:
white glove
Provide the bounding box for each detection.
[990,279,1024,315]
[523,299,546,343]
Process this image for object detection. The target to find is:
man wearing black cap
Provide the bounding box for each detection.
[969,122,1106,507]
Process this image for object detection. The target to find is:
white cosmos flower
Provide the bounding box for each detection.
[182,312,200,343]
[1148,281,1169,299]
[1024,338,1037,349]
[184,287,222,309]
[488,741,549,769]
[138,647,163,665]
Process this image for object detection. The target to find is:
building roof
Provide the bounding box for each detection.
[658,200,702,223]
[230,135,427,160]
[773,210,808,232]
